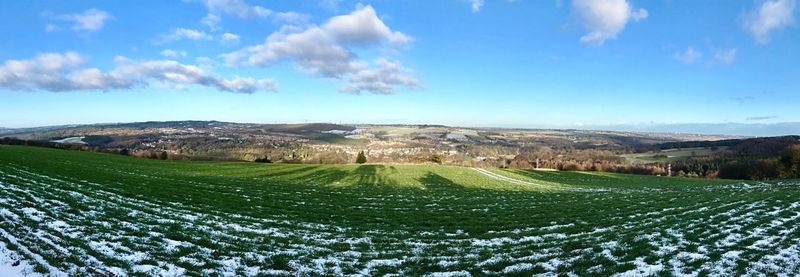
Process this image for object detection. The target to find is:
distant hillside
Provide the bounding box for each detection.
[99,120,234,129]
[2,120,774,173]
[0,125,81,136]
[652,136,800,155]
[85,121,356,133]
[259,123,356,133]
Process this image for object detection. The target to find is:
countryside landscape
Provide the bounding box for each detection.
[2,0,800,276]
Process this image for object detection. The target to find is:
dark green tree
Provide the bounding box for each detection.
[780,144,800,178]
[355,151,367,164]
[718,161,750,180]
[254,156,272,163]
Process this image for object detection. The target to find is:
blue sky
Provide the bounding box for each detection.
[0,0,798,133]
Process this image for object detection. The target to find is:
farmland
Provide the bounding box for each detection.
[0,145,799,276]
[621,147,725,164]
[0,121,741,165]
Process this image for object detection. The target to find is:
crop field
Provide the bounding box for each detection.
[0,145,799,276]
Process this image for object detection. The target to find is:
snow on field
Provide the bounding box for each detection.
[0,239,41,277]
[0,164,799,275]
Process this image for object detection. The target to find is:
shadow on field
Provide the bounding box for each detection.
[303,167,350,184]
[418,172,462,190]
[352,165,397,186]
[507,168,622,186]
[260,165,321,178]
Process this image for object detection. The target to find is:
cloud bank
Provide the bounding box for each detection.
[0,52,275,93]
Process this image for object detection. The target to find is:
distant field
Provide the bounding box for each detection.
[48,137,85,144]
[621,147,726,163]
[303,132,369,146]
[0,145,799,276]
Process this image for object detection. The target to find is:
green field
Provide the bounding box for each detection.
[0,145,799,276]
[621,147,725,163]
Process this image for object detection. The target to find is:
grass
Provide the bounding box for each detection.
[621,147,725,163]
[0,145,798,276]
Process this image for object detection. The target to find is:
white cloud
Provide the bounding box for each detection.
[0,52,275,93]
[196,0,310,32]
[324,6,411,46]
[342,59,418,94]
[195,0,307,35]
[55,9,113,32]
[203,0,271,19]
[713,48,737,65]
[674,47,702,64]
[572,0,648,45]
[470,0,485,13]
[0,52,85,91]
[743,0,796,44]
[201,14,222,31]
[161,49,188,58]
[225,27,354,77]
[220,33,241,45]
[159,28,213,43]
[224,5,416,94]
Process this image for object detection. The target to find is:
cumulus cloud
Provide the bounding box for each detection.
[52,9,113,32]
[743,0,796,44]
[674,47,702,64]
[572,0,648,45]
[224,5,417,94]
[470,0,485,12]
[713,48,737,65]
[0,52,275,93]
[159,28,213,43]
[341,59,418,94]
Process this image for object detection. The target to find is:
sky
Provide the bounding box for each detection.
[0,0,798,135]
